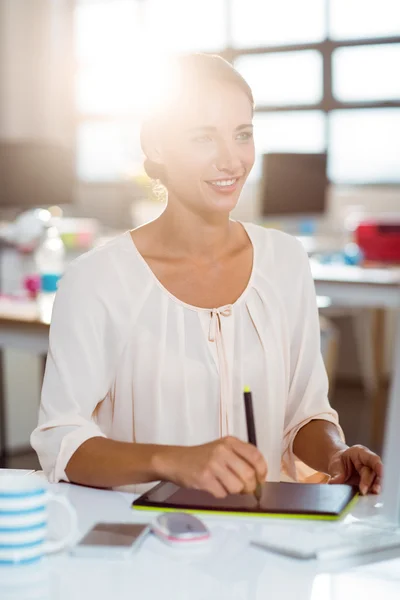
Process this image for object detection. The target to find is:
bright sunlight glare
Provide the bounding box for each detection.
[76,53,176,118]
[75,1,209,119]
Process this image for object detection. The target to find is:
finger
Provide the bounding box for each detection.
[352,448,383,478]
[211,461,245,496]
[358,466,375,495]
[201,473,228,499]
[372,476,382,495]
[226,437,267,482]
[224,453,257,494]
[349,450,381,493]
[364,469,376,494]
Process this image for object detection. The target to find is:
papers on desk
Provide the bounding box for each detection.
[251,518,400,561]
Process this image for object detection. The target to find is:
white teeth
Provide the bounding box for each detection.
[210,178,237,187]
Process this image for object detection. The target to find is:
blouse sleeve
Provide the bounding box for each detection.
[30,259,124,483]
[281,242,345,481]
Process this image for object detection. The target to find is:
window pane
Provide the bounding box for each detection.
[76,52,173,117]
[333,45,400,102]
[75,1,141,64]
[330,0,400,40]
[329,109,400,183]
[75,0,151,117]
[253,111,326,153]
[143,0,227,53]
[232,0,326,48]
[76,67,126,115]
[249,111,325,180]
[77,121,142,182]
[76,65,146,116]
[236,51,323,106]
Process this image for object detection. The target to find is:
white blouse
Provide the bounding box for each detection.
[31,222,342,491]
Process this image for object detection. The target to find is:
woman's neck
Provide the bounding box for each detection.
[153,202,238,262]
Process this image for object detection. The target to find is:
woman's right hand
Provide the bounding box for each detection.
[154,436,268,498]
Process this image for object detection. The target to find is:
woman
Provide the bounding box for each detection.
[31,54,382,498]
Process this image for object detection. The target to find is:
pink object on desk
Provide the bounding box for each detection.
[23,274,41,298]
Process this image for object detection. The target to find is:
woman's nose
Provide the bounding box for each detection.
[215,143,241,173]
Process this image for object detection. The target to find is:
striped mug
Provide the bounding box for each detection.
[0,474,77,565]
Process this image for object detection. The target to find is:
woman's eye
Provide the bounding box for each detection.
[192,135,212,143]
[236,131,253,141]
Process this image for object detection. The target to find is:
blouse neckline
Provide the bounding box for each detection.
[124,220,257,313]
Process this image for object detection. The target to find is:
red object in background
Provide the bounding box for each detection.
[356,221,400,263]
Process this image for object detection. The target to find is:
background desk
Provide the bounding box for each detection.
[312,263,400,450]
[4,478,399,600]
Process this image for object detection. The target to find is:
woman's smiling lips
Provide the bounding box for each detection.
[205,176,242,194]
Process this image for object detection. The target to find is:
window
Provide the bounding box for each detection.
[75,0,400,184]
[231,0,326,48]
[253,111,326,154]
[143,0,227,54]
[329,109,400,184]
[236,51,323,107]
[329,0,400,40]
[249,111,326,180]
[333,44,400,102]
[77,121,142,182]
[75,1,141,64]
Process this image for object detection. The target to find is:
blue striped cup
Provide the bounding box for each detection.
[0,474,77,565]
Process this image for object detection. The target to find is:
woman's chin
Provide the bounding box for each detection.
[203,186,243,213]
[208,196,240,214]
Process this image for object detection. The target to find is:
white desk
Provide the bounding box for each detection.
[3,480,400,600]
[311,262,400,309]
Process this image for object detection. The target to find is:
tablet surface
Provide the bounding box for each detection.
[132,481,359,520]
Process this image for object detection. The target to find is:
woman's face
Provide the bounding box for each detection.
[157,80,255,216]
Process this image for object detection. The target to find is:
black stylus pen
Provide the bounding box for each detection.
[243,386,262,504]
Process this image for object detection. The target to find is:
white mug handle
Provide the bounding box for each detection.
[42,493,78,554]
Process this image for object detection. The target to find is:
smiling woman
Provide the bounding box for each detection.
[31,52,382,500]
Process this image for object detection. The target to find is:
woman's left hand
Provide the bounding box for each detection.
[327,445,383,495]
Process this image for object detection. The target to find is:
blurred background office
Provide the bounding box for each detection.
[0,0,399,470]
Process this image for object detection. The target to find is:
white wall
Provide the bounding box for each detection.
[0,0,73,452]
[0,0,73,142]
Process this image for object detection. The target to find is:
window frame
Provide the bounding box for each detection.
[75,0,400,185]
[224,35,400,114]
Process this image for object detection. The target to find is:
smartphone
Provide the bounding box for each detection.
[71,522,150,559]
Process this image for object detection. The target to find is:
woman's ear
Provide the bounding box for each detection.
[140,121,164,166]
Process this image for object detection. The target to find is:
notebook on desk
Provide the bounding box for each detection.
[132,481,359,520]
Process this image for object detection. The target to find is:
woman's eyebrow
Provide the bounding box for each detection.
[186,126,217,133]
[236,124,253,131]
[187,124,253,133]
